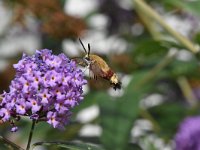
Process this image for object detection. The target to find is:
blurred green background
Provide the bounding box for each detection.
[0,0,200,149]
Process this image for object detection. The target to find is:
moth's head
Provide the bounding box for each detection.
[84,54,90,60]
[83,54,91,65]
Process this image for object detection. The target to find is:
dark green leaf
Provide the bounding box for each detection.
[32,141,104,150]
[132,40,168,65]
[169,59,199,78]
[0,136,24,150]
[98,71,154,150]
[148,102,188,140]
[163,0,200,16]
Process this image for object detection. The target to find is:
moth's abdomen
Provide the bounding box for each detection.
[103,69,114,80]
[104,69,121,90]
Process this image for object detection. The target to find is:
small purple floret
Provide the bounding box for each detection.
[11,126,18,132]
[0,49,87,130]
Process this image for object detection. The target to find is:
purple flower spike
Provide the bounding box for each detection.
[174,116,200,150]
[0,49,87,131]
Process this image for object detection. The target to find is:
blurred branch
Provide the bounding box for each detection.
[134,5,162,40]
[134,0,200,54]
[177,76,197,107]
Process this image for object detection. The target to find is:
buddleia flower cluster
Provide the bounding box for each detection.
[0,49,87,131]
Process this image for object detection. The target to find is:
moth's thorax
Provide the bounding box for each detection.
[88,54,110,72]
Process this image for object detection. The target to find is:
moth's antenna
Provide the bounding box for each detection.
[79,38,87,54]
[88,43,91,55]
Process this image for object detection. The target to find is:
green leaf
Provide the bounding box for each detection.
[169,59,199,78]
[32,141,104,150]
[132,40,168,65]
[163,0,200,16]
[0,136,24,150]
[98,71,153,150]
[41,122,83,141]
[148,102,187,140]
[133,40,168,56]
[73,91,100,113]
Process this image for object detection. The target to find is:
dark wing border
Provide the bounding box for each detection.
[71,57,88,67]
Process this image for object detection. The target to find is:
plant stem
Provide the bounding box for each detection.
[134,0,200,54]
[177,76,197,106]
[135,5,162,40]
[26,120,36,150]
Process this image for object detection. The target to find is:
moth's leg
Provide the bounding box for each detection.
[83,64,90,75]
[89,69,94,79]
[83,67,88,73]
[94,75,98,80]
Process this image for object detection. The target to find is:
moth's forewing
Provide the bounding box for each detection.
[89,61,104,77]
[88,73,110,89]
[89,69,95,79]
[72,57,88,67]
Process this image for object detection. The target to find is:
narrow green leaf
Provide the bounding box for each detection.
[32,141,104,150]
[148,102,187,140]
[163,0,200,16]
[0,136,24,150]
[169,59,199,77]
[132,40,168,65]
[98,71,153,150]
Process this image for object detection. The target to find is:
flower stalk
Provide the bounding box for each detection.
[26,120,36,150]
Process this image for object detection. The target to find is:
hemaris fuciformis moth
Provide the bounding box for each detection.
[73,39,121,90]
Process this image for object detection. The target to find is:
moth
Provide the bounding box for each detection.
[73,39,121,90]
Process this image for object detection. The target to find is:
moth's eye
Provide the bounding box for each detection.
[85,57,90,61]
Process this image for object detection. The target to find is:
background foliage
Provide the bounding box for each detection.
[1,0,200,149]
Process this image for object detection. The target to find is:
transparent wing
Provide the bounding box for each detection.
[71,57,88,67]
[88,69,98,80]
